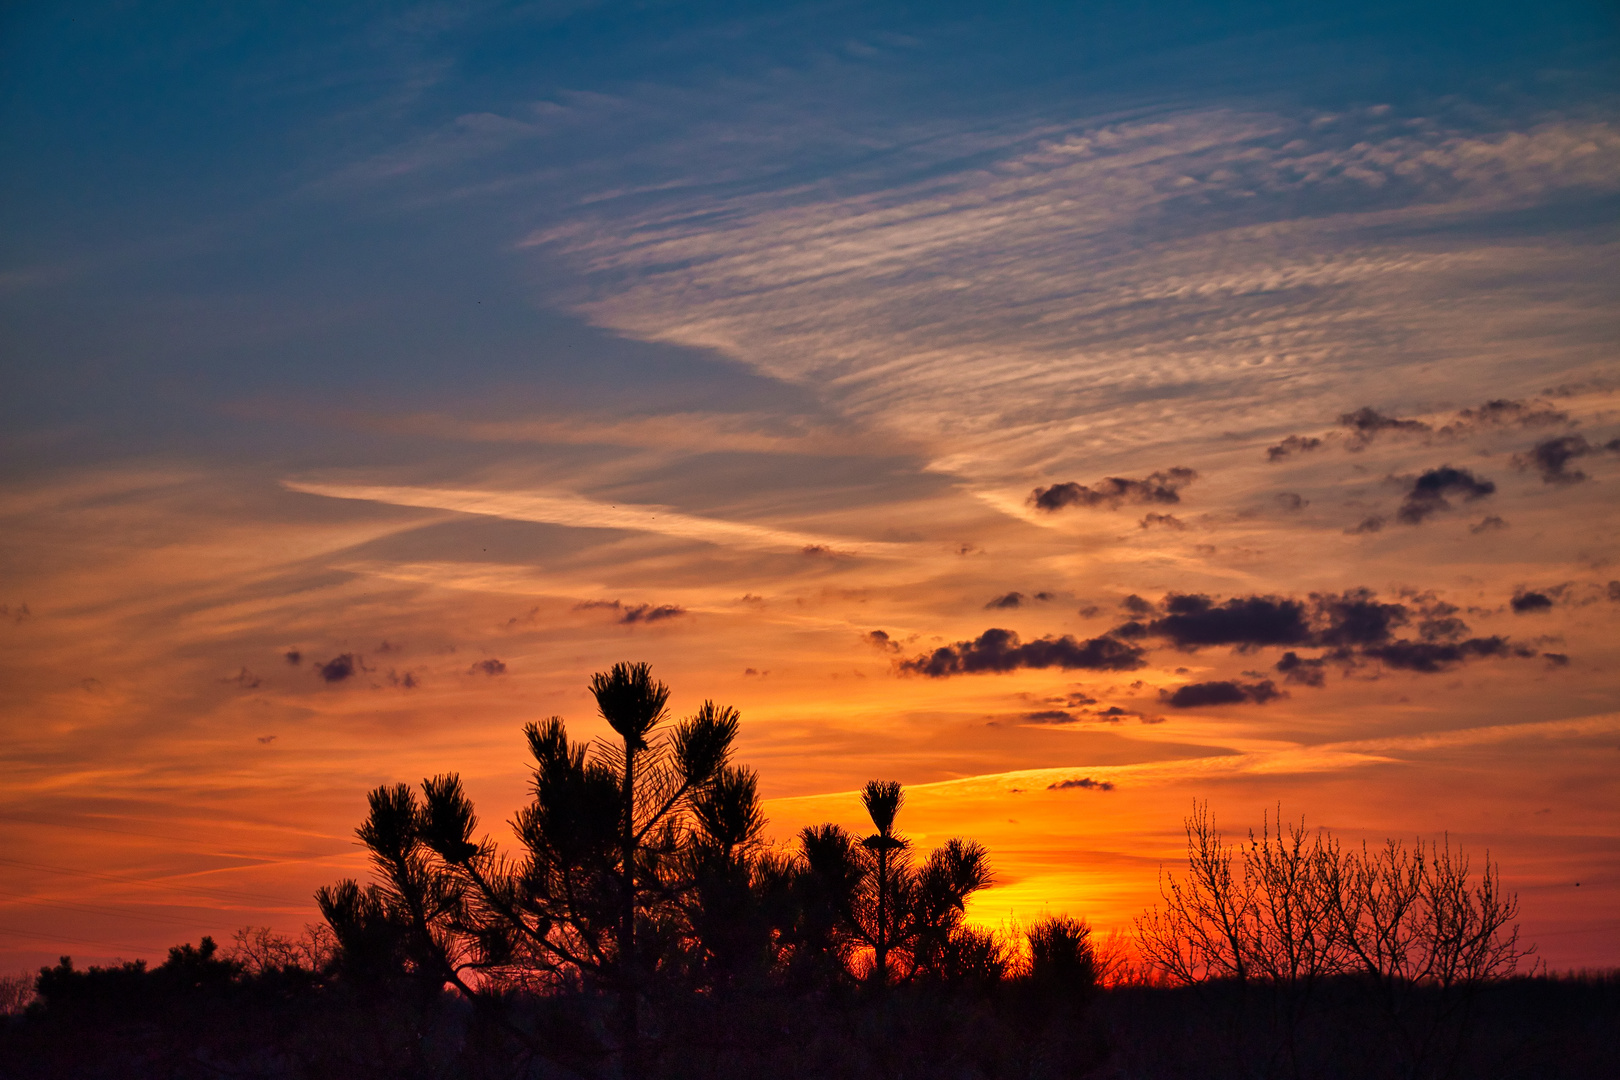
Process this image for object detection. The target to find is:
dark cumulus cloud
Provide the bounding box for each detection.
[1341,407,1431,449]
[1314,589,1410,648]
[1265,435,1323,462]
[986,591,1058,609]
[1120,594,1157,616]
[1276,651,1327,687]
[284,649,302,665]
[621,604,685,624]
[1396,466,1495,524]
[1345,515,1385,535]
[1139,513,1186,530]
[317,654,356,683]
[1513,434,1620,485]
[1417,608,1468,642]
[1048,777,1115,791]
[1443,398,1569,434]
[577,599,686,624]
[1117,593,1312,651]
[1361,637,1515,673]
[1510,590,1554,613]
[468,658,506,676]
[1160,680,1282,707]
[1022,709,1078,724]
[865,629,902,653]
[1113,587,1531,683]
[1113,589,1407,652]
[1030,468,1197,512]
[1267,398,1568,466]
[900,628,1146,678]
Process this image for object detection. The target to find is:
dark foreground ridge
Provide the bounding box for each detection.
[4,665,1615,1080]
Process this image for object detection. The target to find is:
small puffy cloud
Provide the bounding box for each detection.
[1443,398,1569,434]
[1418,614,1469,642]
[1022,709,1078,724]
[284,649,302,665]
[394,670,420,689]
[1274,492,1308,511]
[900,628,1147,678]
[620,603,685,624]
[317,654,356,683]
[1160,679,1282,707]
[1047,777,1115,791]
[1396,466,1495,524]
[986,591,1026,609]
[1275,651,1327,687]
[577,599,687,624]
[1346,515,1385,535]
[1139,512,1186,530]
[1512,434,1619,485]
[1030,468,1197,512]
[468,658,506,676]
[865,629,902,652]
[1265,435,1324,461]
[1121,594,1157,616]
[1470,515,1508,534]
[223,668,262,689]
[1341,407,1431,449]
[1510,590,1554,613]
[1542,652,1570,667]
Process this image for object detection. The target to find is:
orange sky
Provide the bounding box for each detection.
[3,2,1619,978]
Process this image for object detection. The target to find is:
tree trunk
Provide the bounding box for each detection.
[620,739,640,1078]
[874,845,888,982]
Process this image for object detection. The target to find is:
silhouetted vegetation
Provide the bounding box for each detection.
[3,666,1615,1079]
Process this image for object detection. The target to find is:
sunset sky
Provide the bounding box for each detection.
[3,1,1618,975]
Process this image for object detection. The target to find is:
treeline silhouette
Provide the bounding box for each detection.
[3,664,1615,1079]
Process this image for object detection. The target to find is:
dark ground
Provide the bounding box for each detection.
[2,955,1615,1080]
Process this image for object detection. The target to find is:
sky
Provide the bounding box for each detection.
[2,0,1618,974]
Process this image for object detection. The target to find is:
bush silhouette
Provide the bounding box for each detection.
[310,663,1001,1074]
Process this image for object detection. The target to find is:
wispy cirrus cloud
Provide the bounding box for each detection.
[281,480,906,556]
[524,109,1620,489]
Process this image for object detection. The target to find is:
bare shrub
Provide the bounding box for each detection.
[226,924,337,975]
[0,971,34,1015]
[1328,836,1526,987]
[1135,802,1530,989]
[1135,802,1536,1079]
